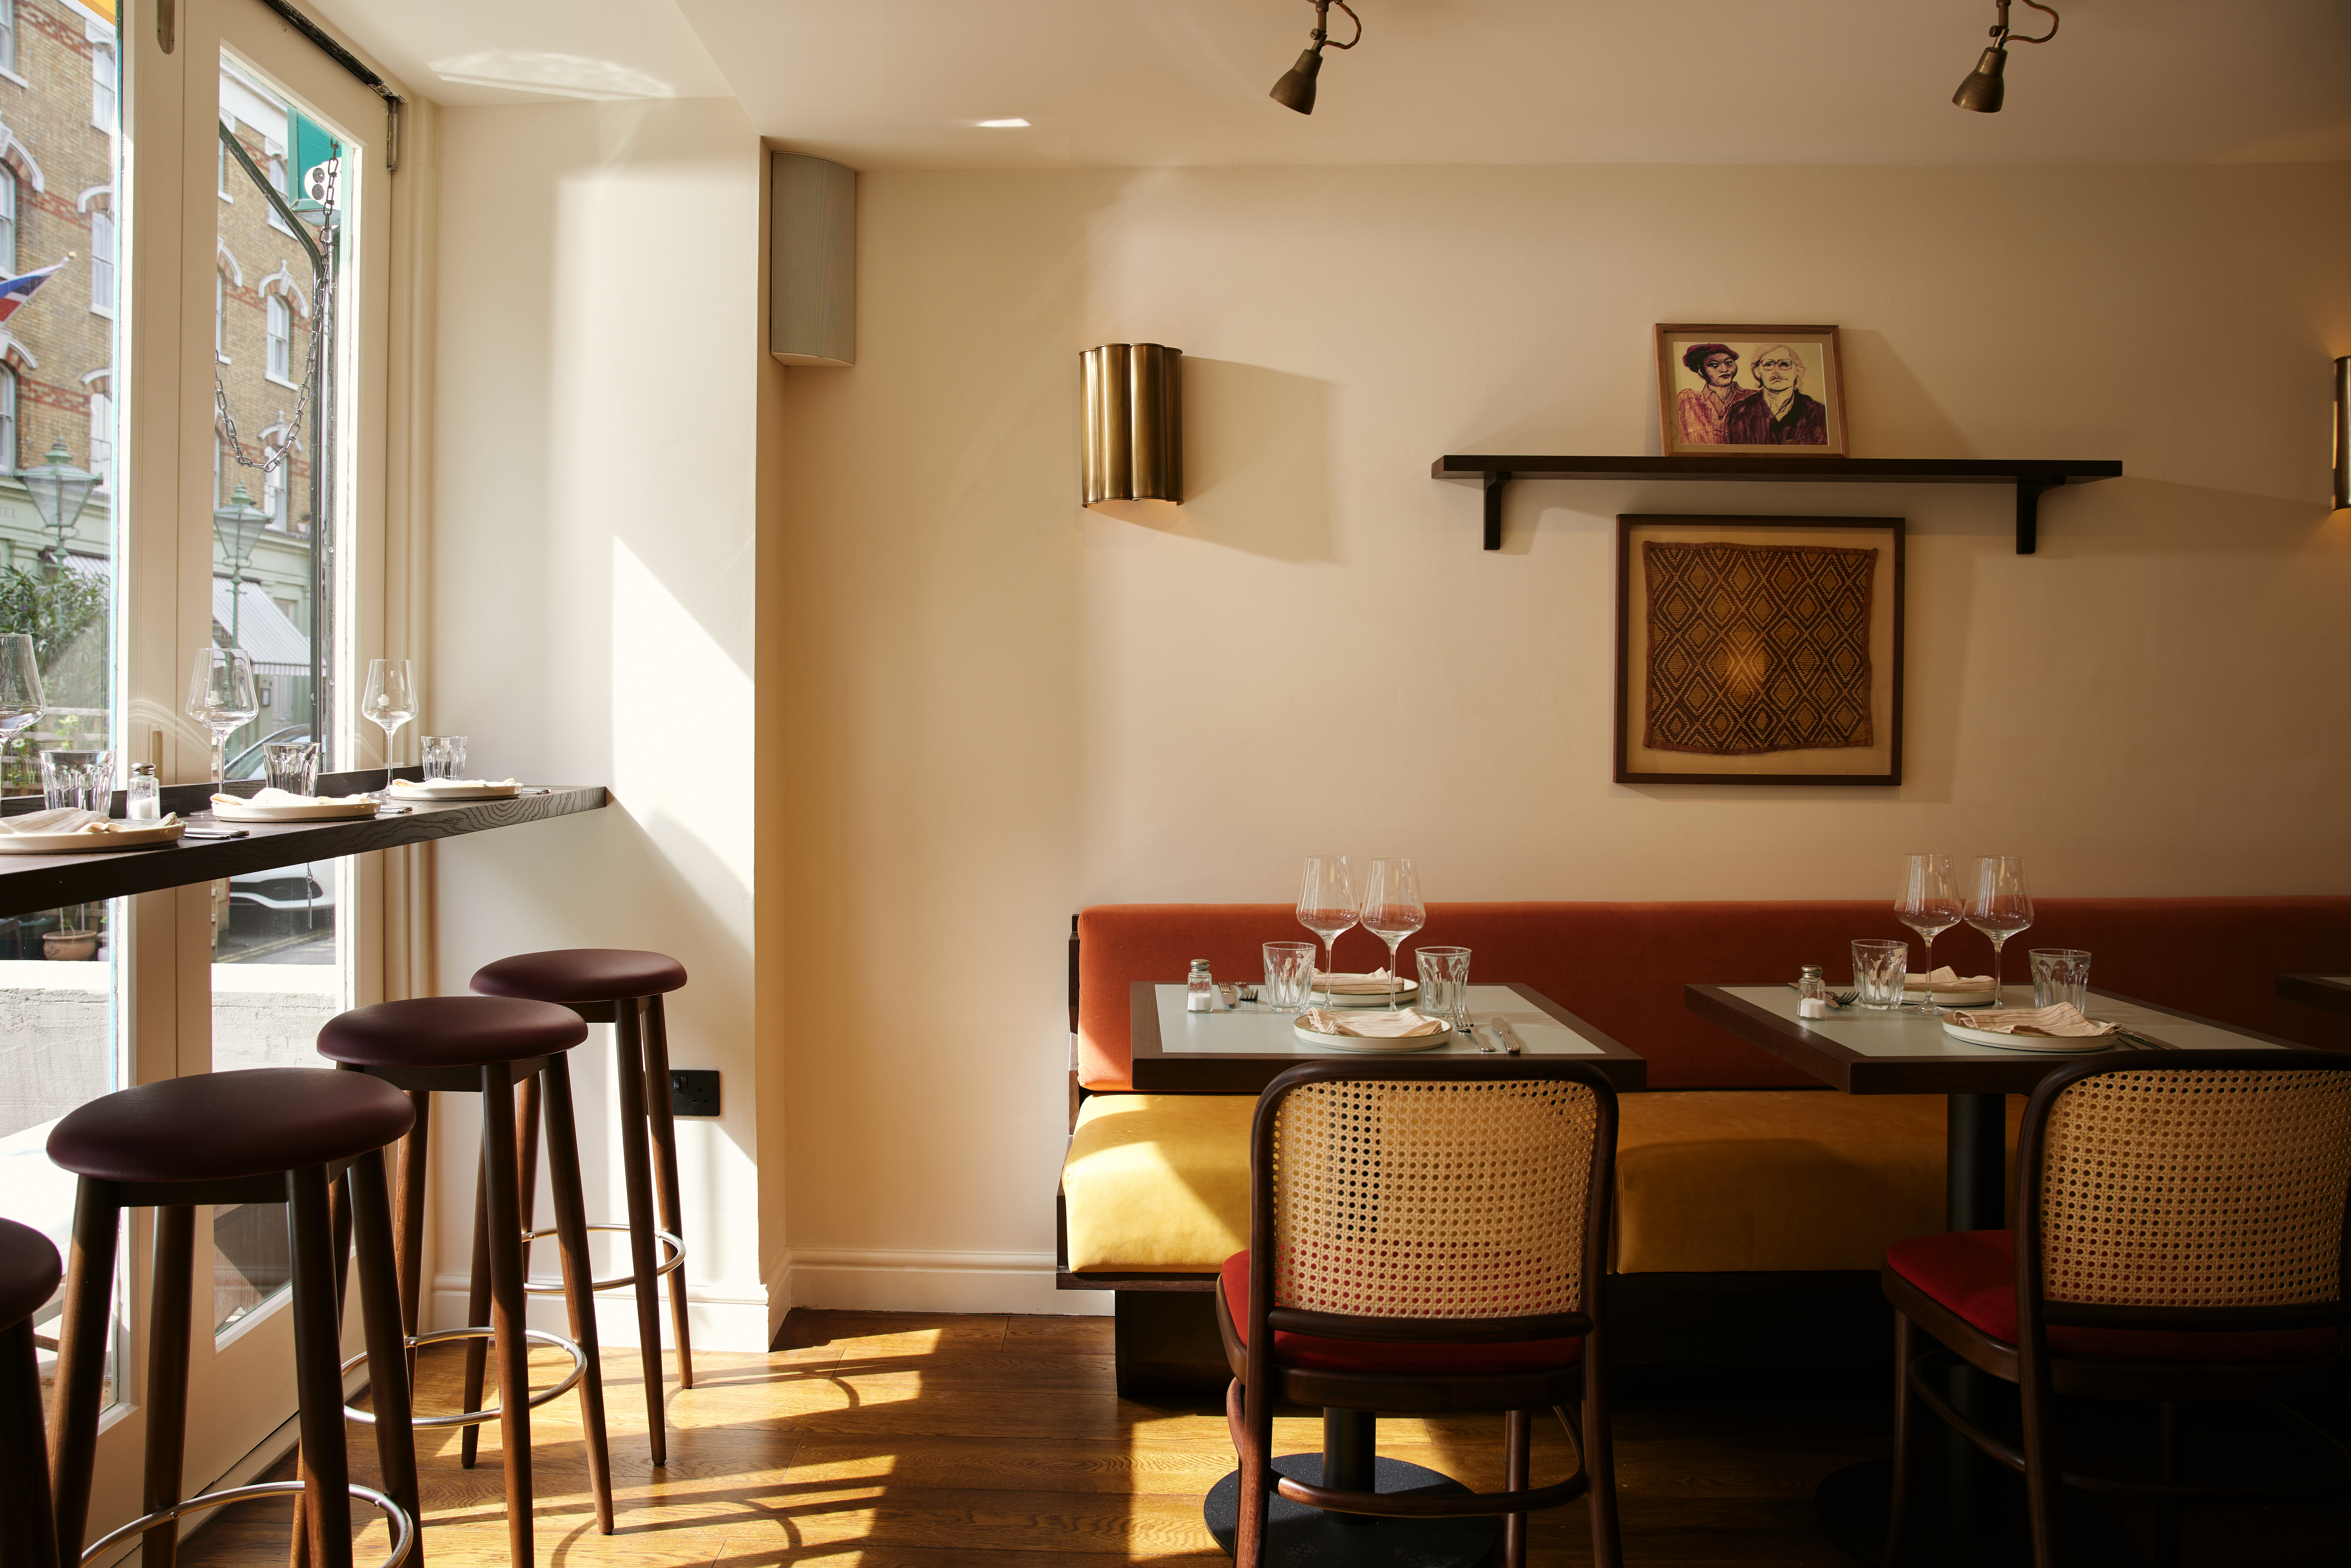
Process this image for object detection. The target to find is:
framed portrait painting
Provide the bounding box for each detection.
[1615,514,1903,786]
[1655,324,1846,457]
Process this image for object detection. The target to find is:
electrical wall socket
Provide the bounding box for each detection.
[670,1070,720,1118]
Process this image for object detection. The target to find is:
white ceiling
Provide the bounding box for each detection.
[311,0,2351,169]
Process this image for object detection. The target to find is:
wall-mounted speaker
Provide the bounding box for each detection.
[770,152,855,368]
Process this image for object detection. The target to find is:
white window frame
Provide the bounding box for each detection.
[88,207,115,316]
[0,363,15,473]
[83,371,111,489]
[0,171,15,276]
[264,292,290,382]
[90,41,115,130]
[0,0,16,81]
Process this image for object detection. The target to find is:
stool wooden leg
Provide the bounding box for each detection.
[288,1166,355,1568]
[140,1207,196,1568]
[541,1057,615,1533]
[392,1095,431,1358]
[478,1069,534,1568]
[349,1147,424,1568]
[514,1076,542,1241]
[641,994,693,1391]
[609,1004,668,1465]
[0,1312,59,1568]
[49,1178,122,1565]
[457,1146,491,1472]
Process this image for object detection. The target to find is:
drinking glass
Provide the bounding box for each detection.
[39,750,113,812]
[1851,939,1908,1010]
[1261,942,1317,1013]
[185,647,259,794]
[421,734,467,781]
[1966,856,2034,1001]
[1894,853,1963,1015]
[1296,856,1357,1009]
[362,658,417,777]
[0,632,46,755]
[263,740,321,796]
[2030,949,2092,1012]
[1415,946,1472,1032]
[1358,857,1424,1010]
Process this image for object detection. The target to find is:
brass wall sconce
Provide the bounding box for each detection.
[1953,0,2059,113]
[2334,356,2348,511]
[1081,344,1182,508]
[1270,0,1361,115]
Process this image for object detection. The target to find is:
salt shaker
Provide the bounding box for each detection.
[126,763,160,820]
[1186,959,1216,1012]
[1797,963,1829,1019]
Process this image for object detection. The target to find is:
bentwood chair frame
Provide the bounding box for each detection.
[0,1219,61,1568]
[1882,1049,2351,1568]
[1218,1059,1624,1568]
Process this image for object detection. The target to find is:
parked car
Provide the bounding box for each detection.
[227,860,336,938]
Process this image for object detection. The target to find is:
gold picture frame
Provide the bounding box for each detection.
[1655,324,1847,458]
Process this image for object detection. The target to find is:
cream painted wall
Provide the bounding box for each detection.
[770,161,2351,1311]
[428,98,777,1347]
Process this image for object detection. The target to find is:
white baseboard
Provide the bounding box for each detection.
[428,1272,774,1352]
[787,1247,1112,1316]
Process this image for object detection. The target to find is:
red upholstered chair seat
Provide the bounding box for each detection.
[1886,1230,2342,1363]
[1220,1251,1583,1376]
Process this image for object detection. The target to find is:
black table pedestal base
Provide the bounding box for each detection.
[1815,1458,2141,1567]
[1204,1455,1496,1567]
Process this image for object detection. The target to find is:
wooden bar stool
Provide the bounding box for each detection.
[470,949,691,1463]
[317,997,614,1567]
[0,1218,62,1568]
[44,1069,422,1568]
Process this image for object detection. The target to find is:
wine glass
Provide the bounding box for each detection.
[1966,856,2035,1002]
[1894,853,1962,1015]
[1295,856,1356,1009]
[362,658,417,785]
[185,647,259,795]
[0,633,47,772]
[1358,858,1424,1011]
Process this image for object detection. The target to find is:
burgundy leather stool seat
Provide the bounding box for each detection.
[0,1218,62,1568]
[469,947,694,1462]
[47,1068,415,1183]
[472,949,686,1006]
[317,996,588,1069]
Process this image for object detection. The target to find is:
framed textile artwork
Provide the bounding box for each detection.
[1615,515,1903,786]
[1655,324,1847,457]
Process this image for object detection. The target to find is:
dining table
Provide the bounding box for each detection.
[1684,980,2312,1567]
[2276,973,2351,1018]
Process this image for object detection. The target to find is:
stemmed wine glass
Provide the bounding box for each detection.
[0,633,46,772]
[1358,858,1424,1011]
[1296,856,1357,1010]
[186,647,259,796]
[1894,853,1962,1015]
[362,658,417,791]
[1966,856,2034,1003]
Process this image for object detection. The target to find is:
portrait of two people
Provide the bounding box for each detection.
[1676,341,1829,446]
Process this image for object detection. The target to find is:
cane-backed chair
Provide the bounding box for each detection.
[1214,1059,1623,1568]
[1881,1050,2351,1567]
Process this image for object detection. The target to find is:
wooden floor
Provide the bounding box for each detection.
[170,1310,2347,1567]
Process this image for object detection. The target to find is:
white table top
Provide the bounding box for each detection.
[1720,984,2285,1060]
[1151,983,1612,1060]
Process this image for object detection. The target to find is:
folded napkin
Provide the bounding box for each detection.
[389,777,518,794]
[1947,1003,2115,1038]
[1297,1007,1448,1039]
[214,788,376,808]
[1312,970,1416,995]
[1906,966,1995,990]
[0,807,172,835]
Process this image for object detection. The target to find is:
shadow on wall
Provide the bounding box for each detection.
[1088,357,1337,563]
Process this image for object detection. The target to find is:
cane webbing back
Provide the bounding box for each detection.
[1270,1077,1596,1319]
[2040,1067,2351,1309]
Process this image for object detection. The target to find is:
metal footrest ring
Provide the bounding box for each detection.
[517,1222,686,1295]
[341,1326,586,1428]
[81,1481,414,1568]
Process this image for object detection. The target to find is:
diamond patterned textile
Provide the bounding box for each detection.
[1642,539,1876,756]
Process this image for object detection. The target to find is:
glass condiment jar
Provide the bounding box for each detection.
[1186,958,1216,1012]
[126,762,160,820]
[1797,964,1829,1018]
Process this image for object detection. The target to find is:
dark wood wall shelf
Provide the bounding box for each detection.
[1432,455,2123,554]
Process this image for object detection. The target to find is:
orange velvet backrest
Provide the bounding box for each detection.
[1074,898,2351,1092]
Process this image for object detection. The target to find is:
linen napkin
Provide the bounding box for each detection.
[0,808,170,835]
[1946,1002,2115,1038]
[213,787,376,808]
[1297,1007,1449,1039]
[1906,966,1995,990]
[1312,970,1416,995]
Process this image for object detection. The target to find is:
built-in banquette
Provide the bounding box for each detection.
[1058,899,2351,1390]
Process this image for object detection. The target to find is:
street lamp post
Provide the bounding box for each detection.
[19,440,99,569]
[213,481,270,644]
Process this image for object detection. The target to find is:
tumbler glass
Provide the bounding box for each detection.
[1850,939,1909,1010]
[1415,946,1473,1032]
[1261,942,1317,1013]
[39,750,114,812]
[262,740,321,796]
[2030,949,2092,1012]
[421,734,468,781]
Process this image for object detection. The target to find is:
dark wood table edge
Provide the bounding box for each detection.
[1129,979,1648,1094]
[2278,973,2351,1018]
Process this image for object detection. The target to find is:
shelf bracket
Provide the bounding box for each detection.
[1483,470,1510,551]
[2015,476,2061,555]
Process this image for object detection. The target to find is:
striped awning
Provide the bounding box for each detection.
[211,577,310,670]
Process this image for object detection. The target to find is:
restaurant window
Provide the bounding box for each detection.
[0,174,15,277]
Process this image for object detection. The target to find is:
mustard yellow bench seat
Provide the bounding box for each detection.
[1063,1090,2020,1278]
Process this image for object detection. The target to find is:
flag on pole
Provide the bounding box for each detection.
[0,260,68,324]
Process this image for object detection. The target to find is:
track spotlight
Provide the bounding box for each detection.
[1953,0,2058,113]
[1270,0,1360,116]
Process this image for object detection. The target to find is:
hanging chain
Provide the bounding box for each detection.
[213,196,336,482]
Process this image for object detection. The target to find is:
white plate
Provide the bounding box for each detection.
[1313,978,1419,1008]
[0,819,186,854]
[1941,1018,2118,1054]
[389,781,518,801]
[1908,987,1999,1007]
[214,798,380,822]
[1292,1019,1453,1053]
